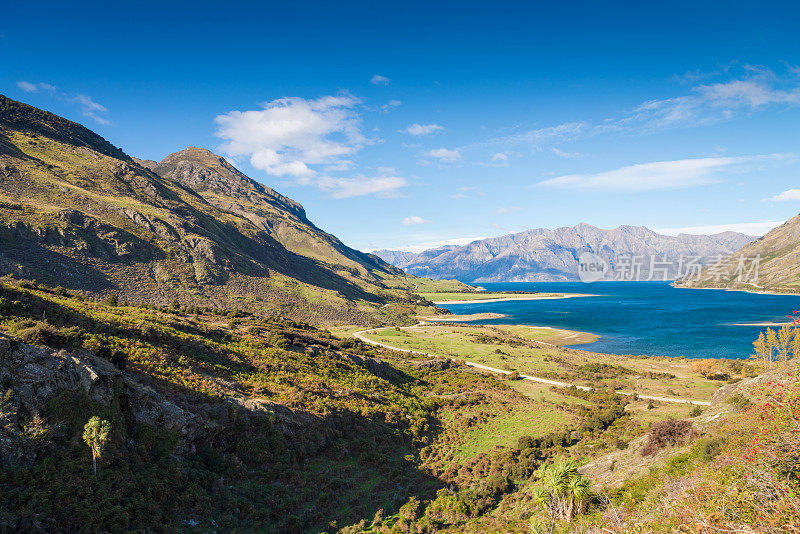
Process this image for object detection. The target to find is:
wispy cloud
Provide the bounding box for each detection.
[402,215,431,226]
[601,65,800,134]
[496,206,522,214]
[550,147,581,159]
[422,148,461,163]
[16,80,110,124]
[536,155,790,192]
[491,152,509,162]
[380,99,401,112]
[70,94,110,125]
[768,189,800,201]
[318,174,407,199]
[482,122,588,149]
[17,81,56,93]
[473,65,800,156]
[370,74,390,86]
[401,123,444,135]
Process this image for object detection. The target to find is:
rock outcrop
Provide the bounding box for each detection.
[0,333,332,466]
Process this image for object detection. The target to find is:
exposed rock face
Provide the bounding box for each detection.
[375,223,756,282]
[674,215,799,293]
[0,333,335,466]
[0,333,206,465]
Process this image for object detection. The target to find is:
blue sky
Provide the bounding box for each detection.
[2,0,800,251]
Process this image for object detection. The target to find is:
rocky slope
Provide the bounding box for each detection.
[0,95,411,323]
[674,214,800,293]
[375,223,756,282]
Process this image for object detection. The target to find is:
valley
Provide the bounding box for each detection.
[0,95,798,533]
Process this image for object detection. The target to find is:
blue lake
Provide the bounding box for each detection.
[436,282,800,360]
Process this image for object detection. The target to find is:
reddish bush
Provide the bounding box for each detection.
[642,418,693,456]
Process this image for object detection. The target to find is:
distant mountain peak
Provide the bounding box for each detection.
[374,224,757,283]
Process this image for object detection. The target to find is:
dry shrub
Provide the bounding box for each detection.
[689,359,729,380]
[642,419,694,456]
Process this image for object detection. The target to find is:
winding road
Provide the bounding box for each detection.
[353,325,711,406]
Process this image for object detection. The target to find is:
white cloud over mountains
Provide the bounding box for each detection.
[214,94,407,198]
[537,155,790,192]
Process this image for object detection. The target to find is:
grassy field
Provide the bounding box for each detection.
[406,276,474,293]
[361,324,724,401]
[453,403,575,458]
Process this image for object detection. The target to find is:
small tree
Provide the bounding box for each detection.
[530,458,593,528]
[83,416,110,475]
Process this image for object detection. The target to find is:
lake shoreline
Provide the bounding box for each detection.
[432,281,800,359]
[432,293,594,305]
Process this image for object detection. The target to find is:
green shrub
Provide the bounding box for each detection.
[726,392,752,412]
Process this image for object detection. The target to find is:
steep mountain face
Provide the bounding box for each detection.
[375,223,756,282]
[674,215,799,293]
[0,95,410,323]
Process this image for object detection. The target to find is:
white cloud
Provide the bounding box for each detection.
[536,155,787,192]
[371,74,390,86]
[17,81,56,93]
[450,193,468,199]
[491,152,509,162]
[402,123,444,135]
[214,94,366,179]
[423,148,461,162]
[214,94,409,198]
[318,174,407,199]
[655,221,782,236]
[769,189,800,201]
[402,215,431,226]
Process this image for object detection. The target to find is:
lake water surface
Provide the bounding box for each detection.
[436,282,800,359]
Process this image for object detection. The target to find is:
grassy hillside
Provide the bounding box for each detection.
[0,277,795,532]
[0,95,430,325]
[675,213,800,294]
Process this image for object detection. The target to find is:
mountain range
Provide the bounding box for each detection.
[0,95,424,324]
[374,224,757,282]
